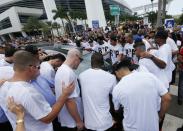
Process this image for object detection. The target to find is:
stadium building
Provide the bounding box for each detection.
[0,0,132,41]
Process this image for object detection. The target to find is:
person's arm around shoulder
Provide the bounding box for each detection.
[7,97,25,131]
[40,82,75,124]
[140,51,166,69]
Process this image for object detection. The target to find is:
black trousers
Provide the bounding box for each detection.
[178,70,183,101]
[52,118,61,131]
[85,125,123,131]
[0,121,13,131]
[60,127,77,131]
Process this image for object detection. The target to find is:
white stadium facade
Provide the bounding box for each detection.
[0,0,132,41]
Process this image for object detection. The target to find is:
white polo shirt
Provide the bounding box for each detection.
[55,64,83,128]
[79,68,116,130]
[0,81,53,131]
[112,71,168,131]
[40,61,55,87]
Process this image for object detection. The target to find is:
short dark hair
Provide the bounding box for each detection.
[50,53,66,61]
[25,45,38,55]
[13,50,39,71]
[4,44,17,57]
[91,52,104,68]
[155,30,168,40]
[133,41,146,51]
[112,58,132,72]
[110,34,117,41]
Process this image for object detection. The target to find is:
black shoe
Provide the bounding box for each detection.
[178,100,183,105]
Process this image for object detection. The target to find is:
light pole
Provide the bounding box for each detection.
[151,0,154,12]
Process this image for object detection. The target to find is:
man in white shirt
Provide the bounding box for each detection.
[40,53,66,88]
[141,30,175,85]
[124,33,138,64]
[0,66,14,131]
[166,35,179,84]
[79,53,116,131]
[109,34,123,64]
[0,45,16,67]
[55,48,84,131]
[112,59,171,131]
[84,35,111,61]
[134,42,169,88]
[0,50,75,131]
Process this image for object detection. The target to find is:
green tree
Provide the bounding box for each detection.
[146,11,157,26]
[176,13,183,25]
[22,17,42,36]
[40,22,51,39]
[52,22,61,36]
[52,7,68,34]
[69,10,87,20]
[46,21,54,37]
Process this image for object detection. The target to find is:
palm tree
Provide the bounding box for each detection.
[52,7,68,34]
[52,22,61,36]
[46,21,54,37]
[22,16,42,36]
[40,22,50,39]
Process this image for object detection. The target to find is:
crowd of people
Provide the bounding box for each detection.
[0,21,183,131]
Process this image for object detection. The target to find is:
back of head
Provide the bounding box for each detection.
[155,30,168,40]
[133,41,146,51]
[13,50,39,71]
[67,48,81,59]
[110,34,117,42]
[4,44,17,57]
[50,53,66,62]
[91,52,104,68]
[112,58,132,72]
[24,45,38,55]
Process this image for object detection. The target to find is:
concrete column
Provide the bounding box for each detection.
[42,0,63,35]
[84,0,107,28]
[21,31,27,38]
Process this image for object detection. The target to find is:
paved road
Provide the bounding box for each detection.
[162,85,183,131]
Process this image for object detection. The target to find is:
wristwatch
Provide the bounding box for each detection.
[16,119,24,124]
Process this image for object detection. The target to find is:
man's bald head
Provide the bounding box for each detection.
[13,50,39,71]
[65,48,83,70]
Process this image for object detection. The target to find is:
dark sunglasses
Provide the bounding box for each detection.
[76,55,83,62]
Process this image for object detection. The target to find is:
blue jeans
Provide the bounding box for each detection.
[178,71,183,101]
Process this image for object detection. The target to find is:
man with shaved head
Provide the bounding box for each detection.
[0,50,75,131]
[55,48,84,131]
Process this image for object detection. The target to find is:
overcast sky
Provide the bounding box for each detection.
[126,0,183,15]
